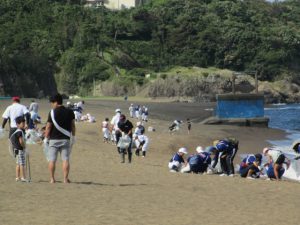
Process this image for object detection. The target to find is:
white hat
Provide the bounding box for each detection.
[196,146,204,153]
[178,147,188,155]
[67,101,71,105]
[136,121,141,126]
[115,109,121,113]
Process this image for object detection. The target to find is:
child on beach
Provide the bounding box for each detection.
[187,118,191,134]
[102,118,110,143]
[168,147,188,172]
[10,116,28,182]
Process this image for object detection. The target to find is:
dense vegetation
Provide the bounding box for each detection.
[0,0,299,97]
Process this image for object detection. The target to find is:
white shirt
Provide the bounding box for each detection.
[268,150,282,163]
[2,103,29,128]
[110,113,120,130]
[29,102,39,113]
[77,101,84,109]
[102,121,109,129]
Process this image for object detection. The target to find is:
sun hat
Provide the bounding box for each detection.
[178,147,188,155]
[196,146,204,153]
[115,108,121,113]
[263,147,270,155]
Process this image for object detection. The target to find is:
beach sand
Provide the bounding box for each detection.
[0,99,299,225]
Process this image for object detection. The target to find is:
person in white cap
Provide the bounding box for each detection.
[168,147,188,172]
[129,104,134,118]
[181,146,212,173]
[263,147,290,181]
[134,124,149,157]
[110,109,122,152]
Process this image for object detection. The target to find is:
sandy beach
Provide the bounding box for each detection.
[0,99,300,225]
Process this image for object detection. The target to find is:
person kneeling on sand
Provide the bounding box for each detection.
[239,154,263,179]
[263,148,290,181]
[181,146,211,174]
[168,147,188,172]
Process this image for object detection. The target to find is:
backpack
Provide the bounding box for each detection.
[225,137,239,150]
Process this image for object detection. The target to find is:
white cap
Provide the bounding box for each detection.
[115,109,121,113]
[67,101,71,105]
[136,121,141,126]
[178,147,188,155]
[87,113,91,117]
[196,146,204,153]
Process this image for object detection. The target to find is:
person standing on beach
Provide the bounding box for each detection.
[10,116,28,182]
[44,93,76,184]
[187,118,191,134]
[2,96,30,138]
[129,104,134,118]
[117,114,133,163]
[110,109,122,152]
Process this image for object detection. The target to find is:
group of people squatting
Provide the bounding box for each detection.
[169,138,292,181]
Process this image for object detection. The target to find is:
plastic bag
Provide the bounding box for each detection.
[0,128,6,139]
[43,142,50,162]
[26,129,42,145]
[117,136,131,149]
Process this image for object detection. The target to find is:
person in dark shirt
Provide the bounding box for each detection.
[10,116,27,182]
[45,93,76,184]
[117,114,133,163]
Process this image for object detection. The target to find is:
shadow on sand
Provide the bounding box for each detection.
[37,180,147,187]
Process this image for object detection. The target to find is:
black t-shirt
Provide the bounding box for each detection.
[118,120,133,137]
[10,130,24,150]
[47,106,75,140]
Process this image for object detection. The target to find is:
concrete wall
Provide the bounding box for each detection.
[105,0,136,10]
[85,0,137,10]
[216,94,264,119]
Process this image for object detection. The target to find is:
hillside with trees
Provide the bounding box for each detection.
[0,0,299,102]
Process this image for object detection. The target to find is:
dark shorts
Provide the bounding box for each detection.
[275,154,285,165]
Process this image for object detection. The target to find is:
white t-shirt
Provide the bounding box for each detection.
[110,113,120,130]
[2,103,29,128]
[268,150,282,163]
[102,121,109,128]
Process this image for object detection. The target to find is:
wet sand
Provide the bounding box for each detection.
[0,99,299,225]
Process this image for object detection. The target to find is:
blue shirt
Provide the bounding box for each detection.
[240,155,256,168]
[170,153,184,163]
